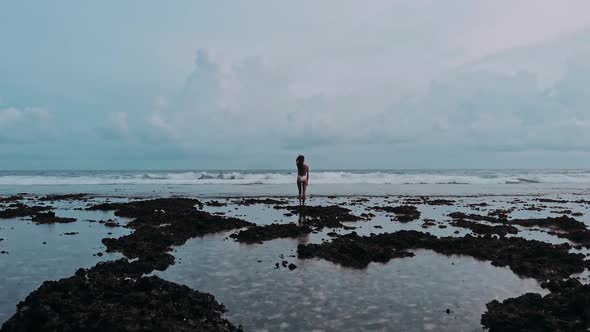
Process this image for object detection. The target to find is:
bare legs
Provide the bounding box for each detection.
[297,178,308,205]
[297,178,303,205]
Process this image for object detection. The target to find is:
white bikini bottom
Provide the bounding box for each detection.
[297,175,308,183]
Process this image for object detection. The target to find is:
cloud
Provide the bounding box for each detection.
[0,105,54,144]
[401,54,590,152]
[149,48,419,153]
[107,112,130,138]
[456,0,590,64]
[4,1,590,168]
[135,39,590,162]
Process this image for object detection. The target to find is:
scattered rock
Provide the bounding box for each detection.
[450,212,586,231]
[371,205,421,222]
[0,263,242,332]
[523,205,544,211]
[230,223,312,244]
[63,232,78,236]
[237,198,288,206]
[449,212,504,223]
[536,198,569,204]
[98,198,254,272]
[103,220,120,228]
[87,198,203,216]
[359,212,376,220]
[205,200,227,207]
[32,212,76,224]
[0,203,52,219]
[422,198,455,206]
[0,195,25,203]
[288,263,297,270]
[297,230,585,281]
[450,219,518,236]
[488,209,513,219]
[348,198,369,206]
[452,212,590,247]
[481,278,590,332]
[298,232,415,269]
[421,220,436,228]
[38,193,89,202]
[550,209,573,215]
[511,215,588,233]
[275,205,362,229]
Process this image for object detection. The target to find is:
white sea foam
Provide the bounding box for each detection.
[0,170,589,186]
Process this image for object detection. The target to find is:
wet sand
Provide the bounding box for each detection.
[1,193,590,331]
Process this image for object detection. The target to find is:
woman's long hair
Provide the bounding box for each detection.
[296,155,305,173]
[296,155,304,165]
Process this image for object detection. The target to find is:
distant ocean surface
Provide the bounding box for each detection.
[1,169,589,197]
[1,169,590,185]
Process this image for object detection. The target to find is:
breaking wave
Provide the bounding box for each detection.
[0,170,589,186]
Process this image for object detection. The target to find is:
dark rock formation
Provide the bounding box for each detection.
[0,262,242,332]
[38,193,89,201]
[275,205,362,229]
[0,203,51,219]
[420,197,455,206]
[87,198,203,217]
[298,230,585,281]
[205,200,227,207]
[236,198,289,206]
[230,223,312,244]
[371,205,421,222]
[32,212,76,224]
[96,198,254,272]
[450,212,590,247]
[0,195,25,203]
[481,278,590,332]
[450,219,518,236]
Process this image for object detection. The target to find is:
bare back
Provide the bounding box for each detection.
[297,162,308,176]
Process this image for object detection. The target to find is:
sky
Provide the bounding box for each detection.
[1,0,590,170]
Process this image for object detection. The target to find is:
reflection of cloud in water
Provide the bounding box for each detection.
[158,237,546,332]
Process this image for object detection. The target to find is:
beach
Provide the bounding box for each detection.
[1,170,590,331]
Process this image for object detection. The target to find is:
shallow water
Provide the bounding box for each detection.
[1,192,589,330]
[0,204,130,322]
[157,235,545,332]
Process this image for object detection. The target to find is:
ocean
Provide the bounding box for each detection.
[1,169,589,197]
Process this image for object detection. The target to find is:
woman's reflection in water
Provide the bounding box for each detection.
[297,212,310,246]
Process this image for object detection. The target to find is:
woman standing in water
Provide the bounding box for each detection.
[296,155,309,205]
